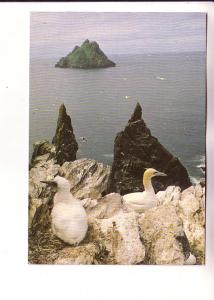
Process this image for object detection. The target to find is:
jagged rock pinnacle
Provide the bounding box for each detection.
[107,104,191,195]
[52,104,78,165]
[129,102,142,123]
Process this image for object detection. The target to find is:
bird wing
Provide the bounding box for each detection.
[127,202,147,212]
[123,192,149,205]
[123,192,158,213]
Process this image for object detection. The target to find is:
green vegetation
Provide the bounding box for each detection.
[55,39,116,69]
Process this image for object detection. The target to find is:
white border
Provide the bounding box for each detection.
[0,2,213,300]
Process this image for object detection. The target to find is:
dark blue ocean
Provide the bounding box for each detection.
[30,52,206,182]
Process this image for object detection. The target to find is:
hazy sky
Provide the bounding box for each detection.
[31,12,206,58]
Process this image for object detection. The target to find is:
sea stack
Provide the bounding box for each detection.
[107,103,191,195]
[52,104,78,165]
[55,39,116,69]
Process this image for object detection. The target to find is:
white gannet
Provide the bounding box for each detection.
[41,176,88,245]
[123,168,167,213]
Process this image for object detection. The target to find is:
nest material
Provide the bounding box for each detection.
[28,226,67,264]
[28,196,68,264]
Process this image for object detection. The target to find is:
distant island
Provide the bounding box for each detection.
[55,39,116,69]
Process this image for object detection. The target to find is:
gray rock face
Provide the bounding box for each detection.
[138,205,188,265]
[29,155,60,227]
[59,158,111,199]
[107,103,191,195]
[98,212,145,264]
[156,184,205,264]
[178,185,205,264]
[87,193,123,220]
[52,104,78,165]
[30,140,56,168]
[29,157,205,265]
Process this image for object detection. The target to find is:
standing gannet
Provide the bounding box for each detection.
[41,176,88,245]
[123,168,167,213]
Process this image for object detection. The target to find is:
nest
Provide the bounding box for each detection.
[28,199,68,264]
[28,227,67,264]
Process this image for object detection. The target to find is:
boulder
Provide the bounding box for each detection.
[156,184,205,264]
[107,103,191,195]
[97,211,145,264]
[138,205,189,265]
[52,104,78,165]
[178,185,205,264]
[156,185,181,206]
[87,193,123,220]
[54,243,101,265]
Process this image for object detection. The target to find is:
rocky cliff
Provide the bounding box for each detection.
[28,149,205,265]
[29,103,205,265]
[107,103,191,195]
[55,39,116,69]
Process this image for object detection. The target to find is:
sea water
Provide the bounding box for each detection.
[30,52,206,182]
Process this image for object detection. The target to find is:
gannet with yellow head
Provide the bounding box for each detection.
[123,168,167,213]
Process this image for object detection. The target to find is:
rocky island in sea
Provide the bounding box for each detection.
[29,103,205,265]
[55,39,116,69]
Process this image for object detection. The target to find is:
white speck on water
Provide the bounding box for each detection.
[156,76,167,81]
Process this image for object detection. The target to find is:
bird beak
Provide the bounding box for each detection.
[40,180,57,186]
[156,171,167,177]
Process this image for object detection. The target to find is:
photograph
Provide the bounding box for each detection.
[28,12,206,265]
